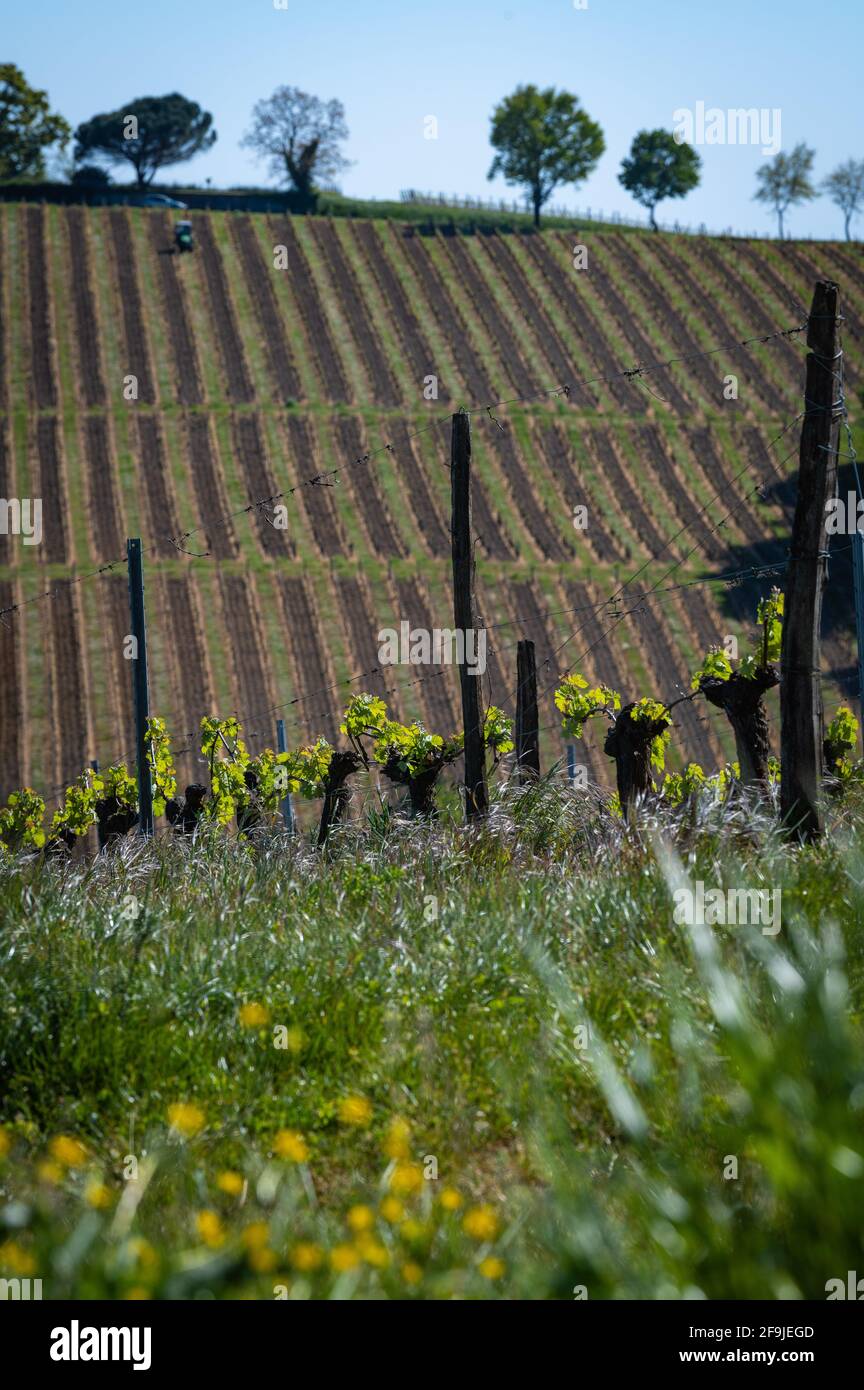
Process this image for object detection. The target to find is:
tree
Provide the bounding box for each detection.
[822,159,864,242]
[487,84,604,228]
[0,64,70,181]
[74,94,216,188]
[618,128,701,231]
[71,164,111,189]
[753,143,816,238]
[241,87,349,208]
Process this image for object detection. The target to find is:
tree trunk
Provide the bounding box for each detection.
[532,186,542,228]
[317,750,361,846]
[603,704,669,822]
[700,668,778,785]
[649,205,658,232]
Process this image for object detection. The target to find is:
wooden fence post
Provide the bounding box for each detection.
[450,410,488,819]
[515,639,540,778]
[127,538,154,837]
[90,758,107,852]
[780,281,842,841]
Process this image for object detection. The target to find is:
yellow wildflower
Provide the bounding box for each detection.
[49,1135,88,1168]
[0,1240,36,1276]
[463,1205,499,1241]
[355,1233,389,1268]
[273,1129,309,1163]
[36,1160,64,1185]
[291,1242,324,1272]
[195,1210,225,1248]
[439,1186,463,1211]
[338,1094,372,1127]
[239,1001,270,1029]
[249,1247,277,1273]
[216,1170,244,1196]
[241,1222,270,1251]
[479,1256,506,1280]
[379,1196,404,1223]
[383,1116,411,1160]
[346,1204,375,1234]
[85,1180,113,1210]
[167,1102,205,1138]
[125,1287,151,1300]
[402,1261,423,1286]
[331,1243,361,1272]
[389,1160,423,1197]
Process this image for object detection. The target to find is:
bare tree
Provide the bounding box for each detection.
[241,87,349,208]
[753,143,816,238]
[822,159,864,241]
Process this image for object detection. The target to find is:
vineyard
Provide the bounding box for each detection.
[0,203,863,820]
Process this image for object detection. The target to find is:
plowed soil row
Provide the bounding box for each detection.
[185,415,237,560]
[134,416,180,559]
[489,424,572,561]
[165,574,213,736]
[393,423,449,558]
[481,235,577,386]
[231,413,293,557]
[583,426,666,559]
[393,230,492,400]
[0,579,23,797]
[277,575,339,742]
[773,244,861,390]
[685,426,768,553]
[283,415,345,557]
[730,241,811,321]
[334,416,407,558]
[195,219,255,404]
[352,222,446,400]
[705,241,807,384]
[519,236,633,412]
[679,584,724,654]
[686,240,796,413]
[472,471,515,560]
[558,235,691,416]
[630,602,716,767]
[308,220,400,403]
[219,574,272,749]
[50,584,89,785]
[439,235,537,398]
[84,416,123,560]
[561,579,632,699]
[100,573,135,759]
[36,416,70,563]
[230,215,302,403]
[109,210,155,404]
[647,236,786,416]
[334,575,392,704]
[269,219,350,402]
[25,206,57,409]
[637,425,724,562]
[393,575,459,733]
[148,214,204,405]
[605,234,730,409]
[64,207,105,408]
[508,578,569,768]
[535,421,626,564]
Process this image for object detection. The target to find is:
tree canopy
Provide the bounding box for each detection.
[0,64,70,181]
[753,143,816,238]
[822,158,864,242]
[74,94,217,187]
[487,84,604,227]
[241,87,350,209]
[618,128,701,230]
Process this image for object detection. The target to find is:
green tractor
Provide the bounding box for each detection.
[174,219,194,254]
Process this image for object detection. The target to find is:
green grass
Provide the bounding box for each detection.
[2,780,864,1299]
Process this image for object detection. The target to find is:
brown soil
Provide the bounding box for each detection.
[194,218,255,403]
[231,412,293,557]
[391,227,492,400]
[283,414,346,558]
[268,218,351,401]
[276,575,339,743]
[0,579,24,797]
[352,221,446,400]
[147,212,204,405]
[64,207,105,407]
[36,416,70,563]
[108,209,156,404]
[333,415,408,558]
[308,219,400,403]
[25,205,58,409]
[83,415,123,560]
[183,414,238,560]
[133,415,180,558]
[230,215,302,403]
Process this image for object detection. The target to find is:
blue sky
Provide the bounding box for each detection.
[7,0,862,238]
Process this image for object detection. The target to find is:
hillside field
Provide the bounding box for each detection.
[0,204,862,807]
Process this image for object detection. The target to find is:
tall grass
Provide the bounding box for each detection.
[1,776,862,1298]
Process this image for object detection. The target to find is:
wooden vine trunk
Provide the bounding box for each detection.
[604,704,670,821]
[700,667,778,785]
[165,784,207,835]
[382,754,445,819]
[317,751,361,846]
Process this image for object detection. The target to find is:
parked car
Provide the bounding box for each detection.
[136,193,187,209]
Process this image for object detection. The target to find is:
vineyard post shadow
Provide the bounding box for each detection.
[451,409,488,819]
[127,538,154,837]
[780,280,842,842]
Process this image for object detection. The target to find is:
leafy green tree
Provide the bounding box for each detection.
[618,128,701,230]
[753,143,816,238]
[487,84,604,228]
[0,64,70,181]
[241,87,350,208]
[73,94,216,188]
[822,159,864,242]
